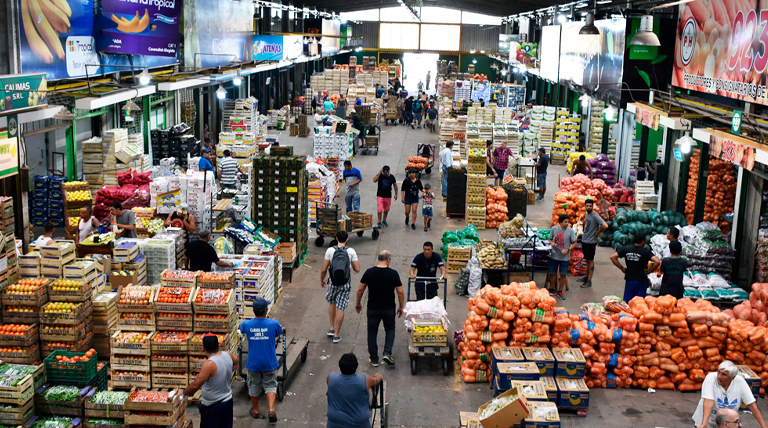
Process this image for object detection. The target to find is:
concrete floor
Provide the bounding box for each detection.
[186,121,768,427]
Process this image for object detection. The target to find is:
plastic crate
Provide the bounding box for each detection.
[57,362,108,391]
[44,350,98,383]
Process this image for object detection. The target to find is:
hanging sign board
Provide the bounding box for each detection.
[635,104,660,131]
[0,131,19,180]
[0,73,48,113]
[732,110,742,135]
[709,131,756,170]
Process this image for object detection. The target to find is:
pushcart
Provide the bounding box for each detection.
[405,144,435,178]
[385,103,399,126]
[361,125,380,155]
[238,329,309,402]
[406,277,452,375]
[369,381,388,427]
[314,201,380,247]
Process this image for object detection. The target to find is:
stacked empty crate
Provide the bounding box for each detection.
[0,197,17,286]
[234,256,276,318]
[92,291,117,358]
[150,128,194,170]
[446,244,472,274]
[467,142,487,230]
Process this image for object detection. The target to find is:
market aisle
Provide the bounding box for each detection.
[186,123,765,427]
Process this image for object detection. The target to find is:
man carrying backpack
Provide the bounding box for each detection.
[320,231,361,343]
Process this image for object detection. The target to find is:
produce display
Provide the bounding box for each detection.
[199,272,233,282]
[190,333,226,344]
[43,302,77,314]
[50,280,84,291]
[475,240,507,270]
[65,190,91,202]
[0,373,28,387]
[29,417,75,428]
[155,287,192,303]
[0,364,40,377]
[587,154,616,187]
[4,279,46,294]
[557,175,614,201]
[152,332,189,343]
[680,223,735,279]
[611,209,686,250]
[162,270,198,280]
[485,187,509,229]
[478,392,520,418]
[552,193,613,227]
[6,306,35,314]
[406,156,429,170]
[194,289,230,304]
[499,216,526,239]
[119,313,152,320]
[128,390,169,403]
[41,385,81,402]
[0,324,33,336]
[53,349,96,362]
[413,324,445,333]
[685,150,737,231]
[118,286,152,305]
[114,332,149,344]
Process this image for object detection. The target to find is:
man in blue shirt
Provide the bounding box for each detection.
[240,298,283,422]
[343,161,362,213]
[198,148,217,178]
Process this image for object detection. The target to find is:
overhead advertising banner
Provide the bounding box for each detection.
[0,73,48,113]
[635,103,660,130]
[183,0,253,69]
[0,131,19,180]
[672,0,768,105]
[98,0,181,57]
[559,18,626,105]
[253,36,284,62]
[539,26,561,82]
[709,132,756,170]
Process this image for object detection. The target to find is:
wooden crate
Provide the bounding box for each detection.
[110,331,154,356]
[152,355,188,371]
[0,373,34,404]
[1,280,50,306]
[160,270,199,288]
[0,324,39,347]
[41,332,94,355]
[0,395,34,425]
[348,211,374,228]
[125,389,183,413]
[197,272,236,289]
[193,312,237,333]
[84,387,130,419]
[192,288,235,314]
[63,259,97,279]
[47,280,94,302]
[116,285,156,313]
[117,312,156,331]
[40,301,93,326]
[188,355,207,372]
[35,384,89,417]
[39,240,76,257]
[151,372,189,389]
[109,372,151,390]
[84,421,125,428]
[153,286,195,313]
[410,319,448,347]
[112,242,139,262]
[109,354,150,372]
[155,313,193,332]
[150,333,190,354]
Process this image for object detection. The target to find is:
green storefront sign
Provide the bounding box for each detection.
[0,73,48,113]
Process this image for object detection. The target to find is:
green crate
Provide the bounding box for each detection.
[58,362,107,391]
[44,350,97,383]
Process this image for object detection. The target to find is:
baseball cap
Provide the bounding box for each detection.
[201,148,211,154]
[179,203,189,210]
[252,297,269,312]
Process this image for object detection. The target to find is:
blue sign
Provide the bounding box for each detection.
[253,36,285,61]
[674,148,683,161]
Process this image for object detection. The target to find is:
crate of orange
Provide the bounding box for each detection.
[150,332,190,354]
[197,271,236,289]
[116,285,155,313]
[44,349,98,383]
[0,324,39,347]
[1,278,50,306]
[0,343,40,365]
[153,286,194,313]
[193,312,237,333]
[160,269,200,288]
[192,288,235,315]
[155,313,193,332]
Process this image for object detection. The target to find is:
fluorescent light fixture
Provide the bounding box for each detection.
[137,69,151,85]
[596,0,611,3]
[579,12,600,35]
[480,50,486,54]
[233,74,242,86]
[675,131,695,154]
[53,107,76,121]
[470,49,476,54]
[575,2,588,8]
[355,47,363,52]
[216,85,227,100]
[630,15,660,46]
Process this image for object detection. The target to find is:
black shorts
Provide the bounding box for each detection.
[582,243,597,261]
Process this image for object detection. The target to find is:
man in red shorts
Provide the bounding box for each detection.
[373,166,398,227]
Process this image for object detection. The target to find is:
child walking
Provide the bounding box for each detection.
[421,183,436,232]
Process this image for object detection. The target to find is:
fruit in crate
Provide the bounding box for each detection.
[0,324,31,336]
[195,289,230,304]
[156,287,192,303]
[114,370,147,378]
[69,217,79,227]
[196,314,227,319]
[64,181,89,188]
[153,332,190,342]
[191,333,226,343]
[66,190,91,202]
[5,279,45,294]
[6,306,34,313]
[115,332,148,343]
[413,324,445,333]
[44,302,77,313]
[54,350,95,363]
[120,313,152,320]
[0,347,24,353]
[162,270,197,279]
[153,354,185,360]
[129,390,168,402]
[158,312,189,318]
[51,280,82,291]
[200,272,231,281]
[119,286,152,304]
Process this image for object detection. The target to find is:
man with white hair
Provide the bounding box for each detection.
[715,409,741,428]
[693,361,768,428]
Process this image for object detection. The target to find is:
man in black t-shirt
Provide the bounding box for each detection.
[409,242,446,300]
[373,166,398,227]
[610,233,659,303]
[355,251,404,367]
[658,240,688,299]
[184,230,234,272]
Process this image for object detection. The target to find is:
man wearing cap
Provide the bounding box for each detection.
[240,298,283,422]
[184,334,238,428]
[199,148,217,178]
[184,230,234,272]
[164,204,196,233]
[373,166,397,227]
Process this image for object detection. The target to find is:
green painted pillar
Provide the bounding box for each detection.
[66,121,76,180]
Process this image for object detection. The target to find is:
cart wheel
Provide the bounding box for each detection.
[315,236,325,247]
[277,382,285,402]
[425,167,432,174]
[329,239,337,247]
[357,231,364,237]
[410,358,417,375]
[382,403,389,427]
[301,347,307,363]
[442,358,450,376]
[372,229,380,240]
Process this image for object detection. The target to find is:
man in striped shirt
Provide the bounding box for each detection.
[218,150,245,189]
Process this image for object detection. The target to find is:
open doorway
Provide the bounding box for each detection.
[403,53,438,96]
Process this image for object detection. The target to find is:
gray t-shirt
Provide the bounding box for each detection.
[116,210,137,238]
[550,225,576,261]
[343,167,362,197]
[582,210,605,244]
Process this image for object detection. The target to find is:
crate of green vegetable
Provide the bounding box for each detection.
[85,389,130,419]
[34,385,89,417]
[0,397,34,425]
[0,373,34,404]
[0,364,45,391]
[25,415,82,428]
[83,418,125,428]
[45,351,98,384]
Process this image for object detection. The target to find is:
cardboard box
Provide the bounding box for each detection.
[523,402,560,428]
[497,362,540,389]
[491,347,525,373]
[738,365,760,396]
[508,381,548,402]
[555,377,589,408]
[477,388,530,428]
[108,270,139,289]
[523,348,555,377]
[553,348,586,378]
[540,376,558,402]
[527,190,536,205]
[459,411,481,428]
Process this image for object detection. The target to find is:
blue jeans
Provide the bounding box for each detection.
[367,308,396,362]
[442,165,449,197]
[345,194,360,213]
[624,280,649,303]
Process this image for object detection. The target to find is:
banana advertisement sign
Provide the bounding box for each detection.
[0,73,48,113]
[98,0,181,56]
[0,131,19,180]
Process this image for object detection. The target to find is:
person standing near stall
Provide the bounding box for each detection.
[492,141,517,185]
[76,206,99,244]
[548,214,577,300]
[164,203,196,233]
[184,334,238,428]
[579,199,608,289]
[199,148,217,179]
[110,202,136,238]
[218,150,245,190]
[32,222,55,249]
[426,70,431,91]
[535,148,550,201]
[336,94,347,119]
[184,230,234,272]
[658,241,688,299]
[610,233,660,302]
[440,141,454,198]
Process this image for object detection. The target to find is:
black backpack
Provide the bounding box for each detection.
[330,246,351,286]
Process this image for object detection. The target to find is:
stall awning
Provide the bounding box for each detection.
[692,128,768,169]
[626,102,694,131]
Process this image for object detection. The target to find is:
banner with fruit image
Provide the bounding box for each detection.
[672,0,768,105]
[0,131,19,180]
[97,0,181,57]
[0,73,48,113]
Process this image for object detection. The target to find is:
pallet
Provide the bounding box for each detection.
[408,337,452,376]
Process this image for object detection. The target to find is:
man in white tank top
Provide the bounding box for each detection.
[184,334,239,428]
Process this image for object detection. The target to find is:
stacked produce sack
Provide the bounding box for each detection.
[440,225,481,257]
[611,209,686,250]
[613,182,635,204]
[569,249,586,277]
[558,175,614,202]
[485,187,509,229]
[680,222,734,281]
[685,149,737,231]
[587,154,616,187]
[552,194,611,227]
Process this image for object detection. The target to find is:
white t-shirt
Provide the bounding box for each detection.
[33,235,53,249]
[314,113,323,125]
[440,147,453,168]
[324,246,359,262]
[692,372,755,428]
[79,216,98,242]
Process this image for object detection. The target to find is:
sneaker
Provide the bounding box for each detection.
[333,336,342,343]
[581,280,593,288]
[557,292,566,300]
[327,330,335,337]
[548,289,556,296]
[382,355,395,366]
[535,196,544,201]
[377,222,383,228]
[382,221,389,227]
[424,227,428,232]
[417,126,421,129]
[405,217,409,225]
[411,223,416,230]
[427,219,431,229]
[368,358,379,367]
[411,124,415,129]
[577,276,588,283]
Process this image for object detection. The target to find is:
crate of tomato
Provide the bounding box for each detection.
[160,269,200,288]
[153,286,194,313]
[150,331,190,354]
[197,271,236,289]
[0,324,39,347]
[45,350,98,383]
[192,288,235,314]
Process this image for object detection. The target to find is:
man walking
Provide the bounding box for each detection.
[320,231,361,343]
[440,141,454,198]
[549,214,577,300]
[355,251,404,367]
[343,161,362,213]
[218,150,245,189]
[579,199,608,288]
[426,70,431,91]
[373,166,397,227]
[610,233,660,302]
[492,141,517,185]
[535,148,549,201]
[184,334,238,428]
[409,242,446,300]
[239,298,283,422]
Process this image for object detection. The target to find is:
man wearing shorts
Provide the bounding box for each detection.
[320,231,361,343]
[536,148,550,201]
[549,214,577,300]
[373,166,397,227]
[240,298,283,422]
[580,199,608,288]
